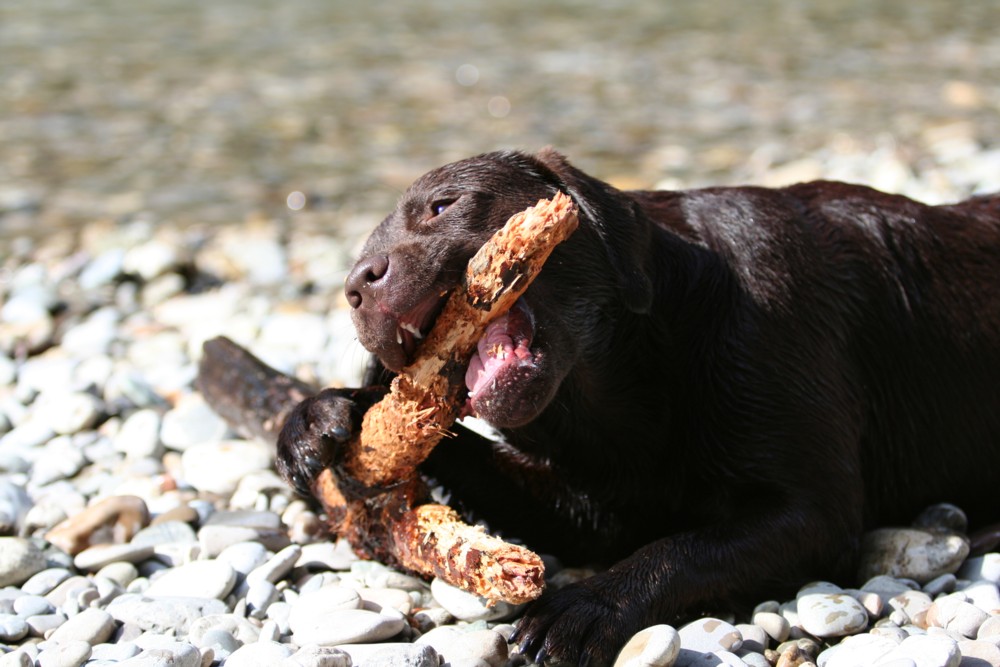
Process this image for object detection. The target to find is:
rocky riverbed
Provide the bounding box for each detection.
[2,139,1000,666]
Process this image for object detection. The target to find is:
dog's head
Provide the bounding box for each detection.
[345,149,654,428]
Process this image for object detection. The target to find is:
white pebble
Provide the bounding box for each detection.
[797,593,869,638]
[613,624,680,667]
[159,394,229,451]
[31,391,102,435]
[35,640,91,667]
[290,607,406,646]
[180,440,272,495]
[113,409,163,459]
[0,537,47,587]
[678,617,743,653]
[48,607,115,645]
[430,578,518,622]
[144,560,236,599]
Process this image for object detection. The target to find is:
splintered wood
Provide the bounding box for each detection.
[344,192,580,488]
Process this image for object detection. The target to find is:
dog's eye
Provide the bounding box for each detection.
[430,200,455,217]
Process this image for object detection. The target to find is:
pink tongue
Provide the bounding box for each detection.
[465,305,533,398]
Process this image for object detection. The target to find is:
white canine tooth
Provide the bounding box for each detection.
[396,327,403,345]
[400,322,424,339]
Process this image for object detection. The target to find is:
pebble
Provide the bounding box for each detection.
[21,568,74,596]
[0,614,30,642]
[416,625,507,666]
[144,560,237,599]
[159,394,229,451]
[113,409,164,459]
[876,634,961,667]
[752,611,790,643]
[223,640,294,665]
[959,553,1000,584]
[858,528,970,584]
[74,544,156,571]
[613,624,681,667]
[291,606,406,646]
[430,578,518,622]
[35,640,92,667]
[797,593,869,638]
[284,644,353,667]
[335,643,438,667]
[0,537,47,587]
[924,594,988,638]
[105,595,228,634]
[678,618,743,654]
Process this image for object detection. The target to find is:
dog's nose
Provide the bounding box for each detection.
[345,255,390,309]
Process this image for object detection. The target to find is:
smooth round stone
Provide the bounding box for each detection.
[0,613,30,641]
[112,409,163,459]
[48,607,116,645]
[79,248,125,289]
[90,642,141,662]
[188,614,262,644]
[159,395,229,451]
[797,593,869,638]
[958,639,1000,665]
[925,594,989,638]
[197,525,291,557]
[613,624,681,667]
[417,625,508,667]
[223,640,294,666]
[35,640,92,667]
[285,645,353,667]
[130,520,198,548]
[21,567,73,596]
[0,480,31,534]
[195,628,242,661]
[735,623,769,653]
[291,607,406,646]
[752,611,790,643]
[859,528,969,584]
[877,634,961,667]
[30,436,88,485]
[964,582,1000,616]
[32,391,102,435]
[357,587,414,615]
[105,594,228,634]
[796,581,842,598]
[74,543,156,571]
[96,562,139,588]
[912,503,968,533]
[131,635,202,667]
[336,643,438,667]
[0,650,34,667]
[863,575,917,601]
[0,537,47,586]
[288,587,362,634]
[889,590,933,625]
[13,594,54,617]
[144,560,237,599]
[246,544,302,585]
[678,618,743,653]
[245,580,279,618]
[44,575,94,607]
[958,554,1000,584]
[430,578,517,622]
[181,439,272,495]
[977,614,1000,639]
[297,541,358,572]
[817,634,898,667]
[216,542,270,577]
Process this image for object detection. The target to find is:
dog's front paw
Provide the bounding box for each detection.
[512,578,644,666]
[275,387,385,497]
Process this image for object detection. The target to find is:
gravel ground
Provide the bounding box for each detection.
[2,1,1000,665]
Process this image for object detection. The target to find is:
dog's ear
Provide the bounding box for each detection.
[534,148,654,314]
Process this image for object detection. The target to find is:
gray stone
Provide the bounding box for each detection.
[859,528,969,584]
[283,645,353,667]
[290,607,406,646]
[95,561,139,588]
[180,440,273,495]
[356,587,413,615]
[430,577,518,622]
[912,503,968,533]
[21,567,73,595]
[246,580,279,618]
[74,543,156,571]
[336,643,438,667]
[417,625,508,667]
[925,594,988,638]
[678,618,743,654]
[216,541,270,577]
[752,611,789,643]
[105,594,228,634]
[13,594,54,617]
[194,628,241,661]
[32,391,102,435]
[48,607,116,645]
[159,394,229,451]
[876,634,961,667]
[246,544,302,585]
[90,642,141,662]
[0,651,34,667]
[36,640,92,667]
[222,640,294,666]
[797,592,869,638]
[735,623,768,653]
[0,480,31,534]
[0,537,47,586]
[613,624,681,667]
[187,613,261,644]
[144,559,236,599]
[959,554,1000,584]
[296,541,358,572]
[0,613,29,641]
[112,409,163,459]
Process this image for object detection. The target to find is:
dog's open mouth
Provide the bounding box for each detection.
[395,295,538,421]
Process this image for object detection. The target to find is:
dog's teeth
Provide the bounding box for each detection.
[400,322,424,339]
[396,328,403,345]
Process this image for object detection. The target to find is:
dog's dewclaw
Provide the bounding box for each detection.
[344,192,579,487]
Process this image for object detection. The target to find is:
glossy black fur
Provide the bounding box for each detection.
[277,149,1000,664]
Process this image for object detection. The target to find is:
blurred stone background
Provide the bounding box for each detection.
[2,0,998,250]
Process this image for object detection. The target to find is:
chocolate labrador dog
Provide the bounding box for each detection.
[277,148,1000,664]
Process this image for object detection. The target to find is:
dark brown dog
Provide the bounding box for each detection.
[277,148,1000,664]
